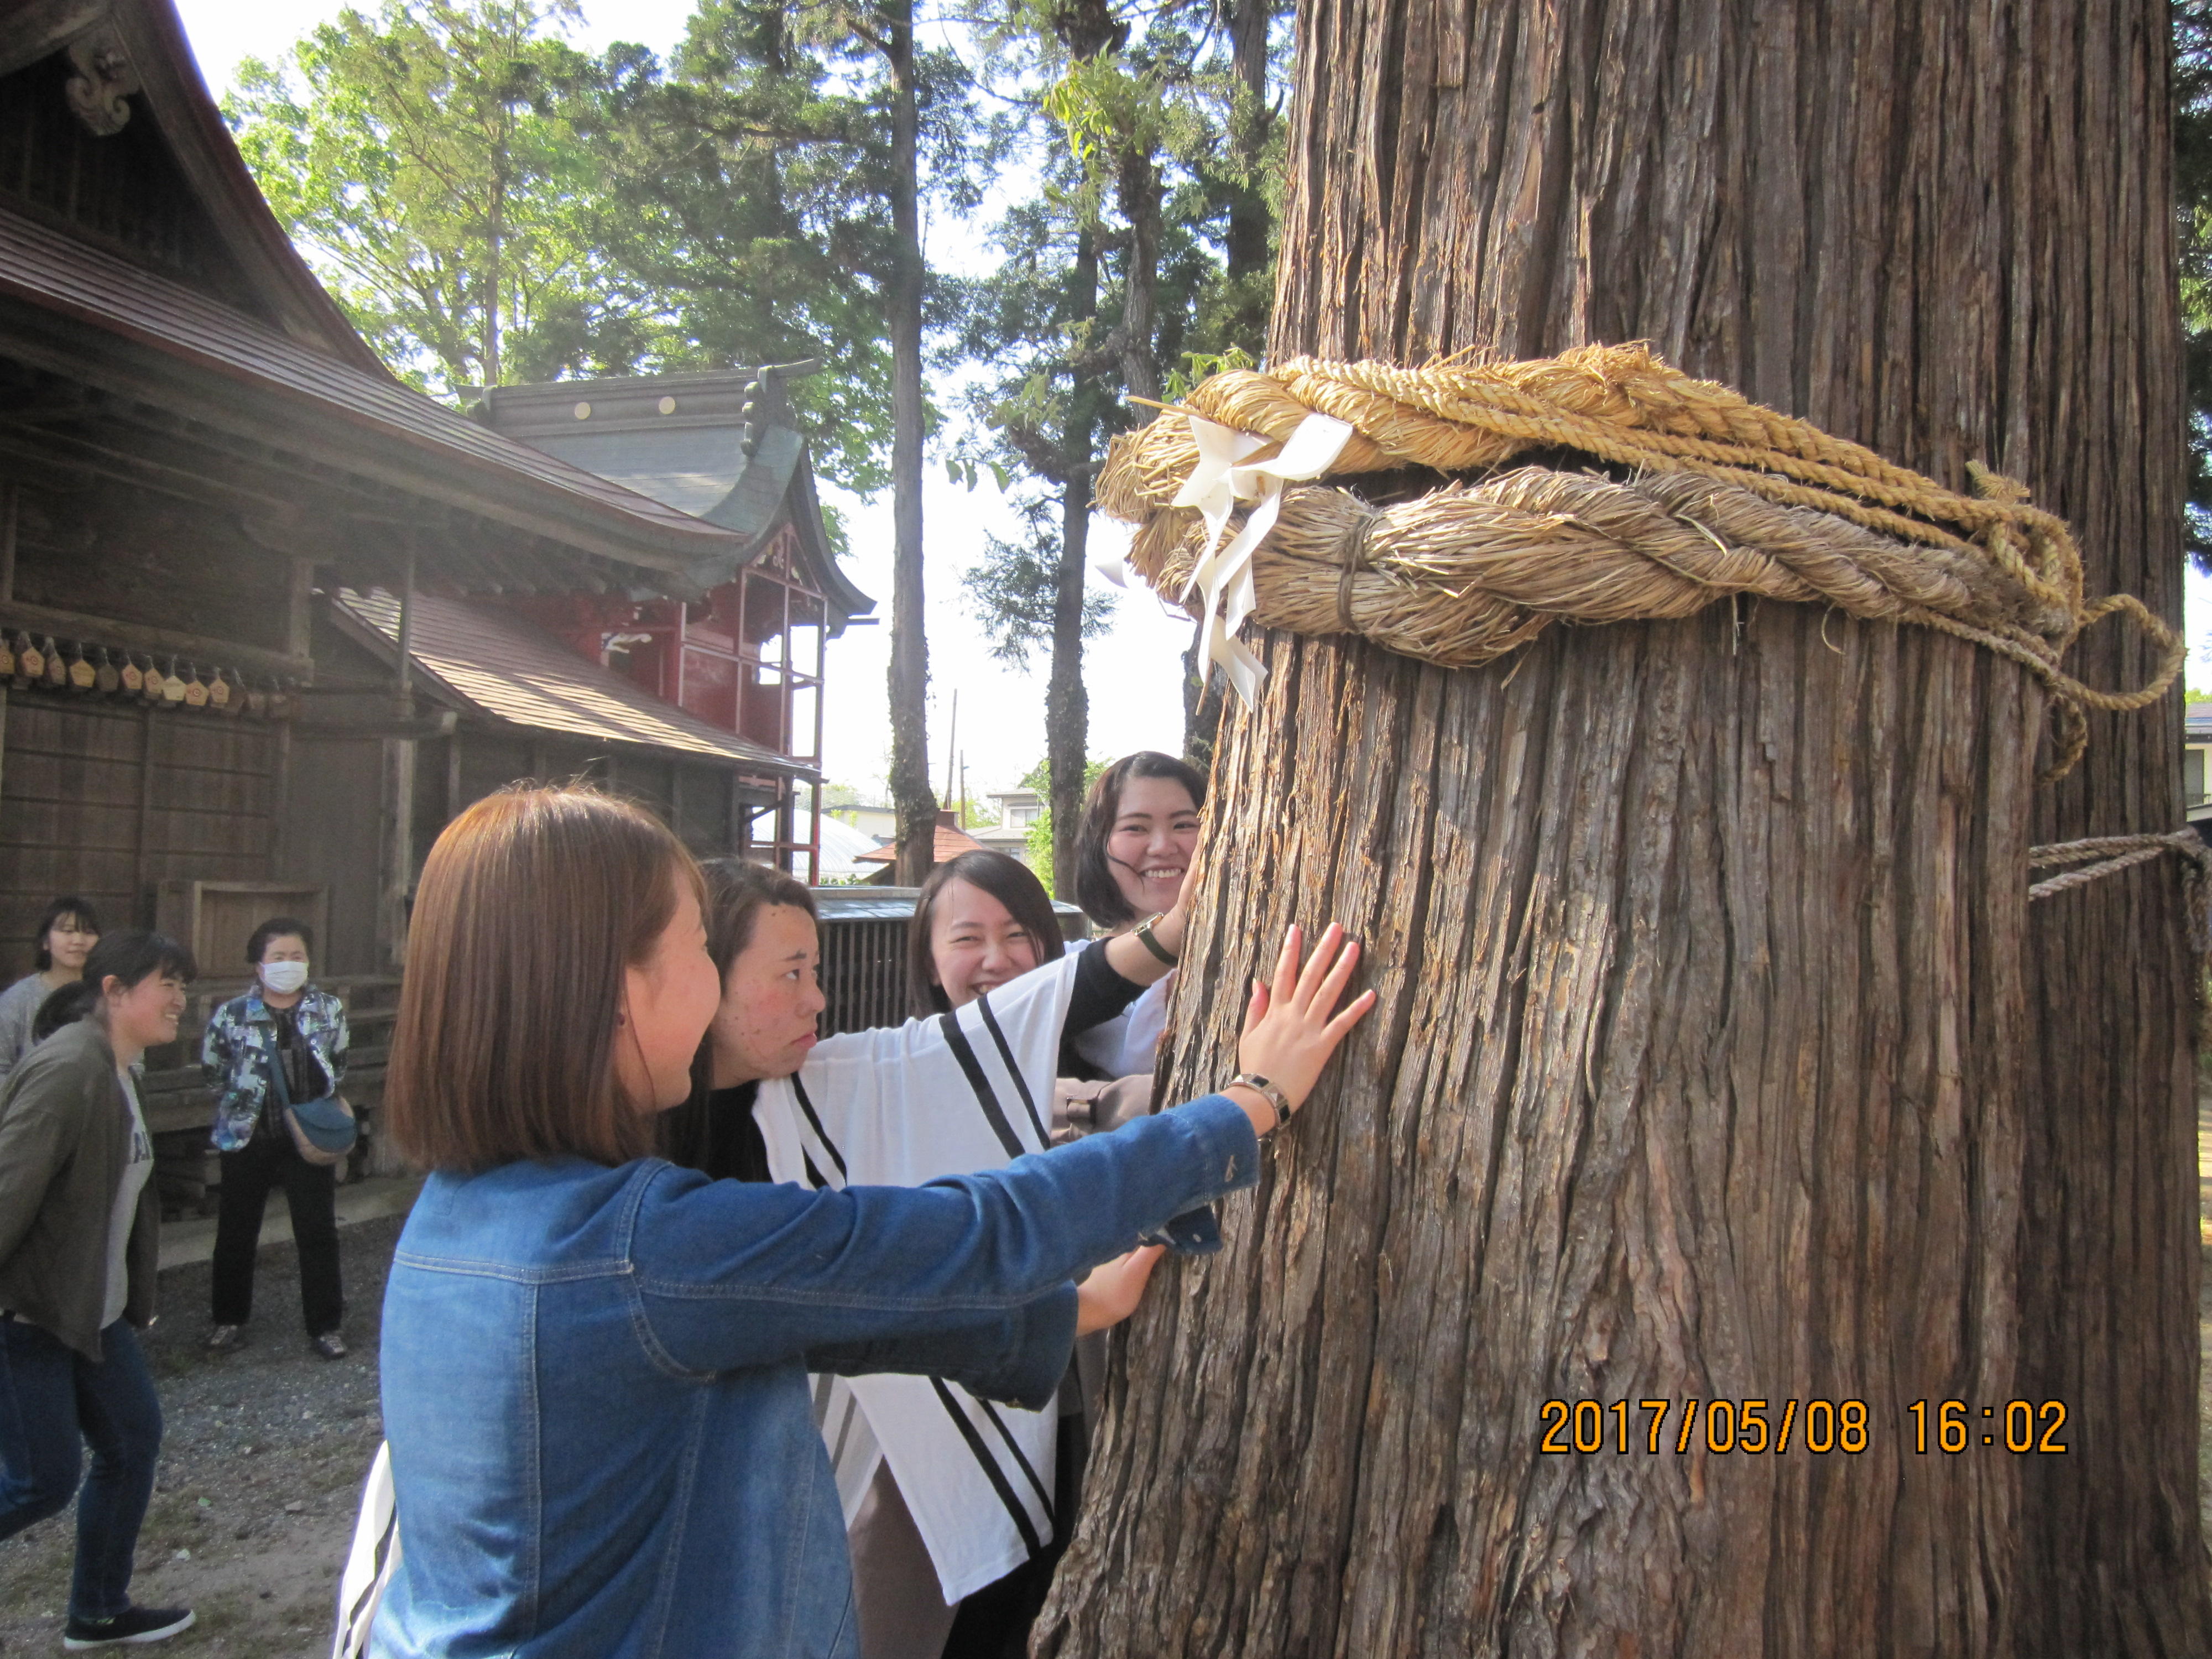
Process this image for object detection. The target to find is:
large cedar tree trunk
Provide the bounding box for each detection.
[1037,4,2199,1655]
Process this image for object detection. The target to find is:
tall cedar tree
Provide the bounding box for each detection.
[2181,0,2212,564]
[586,0,995,873]
[1040,2,2198,1654]
[960,0,1288,878]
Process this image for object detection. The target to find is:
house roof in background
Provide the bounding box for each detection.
[855,822,986,866]
[801,812,886,879]
[333,587,811,776]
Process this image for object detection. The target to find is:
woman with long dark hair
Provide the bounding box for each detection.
[1067,752,1208,1079]
[0,930,196,1650]
[370,787,1371,1657]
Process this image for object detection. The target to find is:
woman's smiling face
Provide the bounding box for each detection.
[1104,775,1202,921]
[929,879,1042,1008]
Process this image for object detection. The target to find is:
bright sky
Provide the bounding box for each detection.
[174,2,2212,799]
[173,0,1198,809]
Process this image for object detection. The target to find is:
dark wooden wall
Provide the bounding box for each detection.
[0,53,256,306]
[0,692,279,974]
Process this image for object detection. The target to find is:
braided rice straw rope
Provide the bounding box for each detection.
[1097,343,2182,779]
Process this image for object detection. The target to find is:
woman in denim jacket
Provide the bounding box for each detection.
[368,786,1371,1659]
[200,919,349,1359]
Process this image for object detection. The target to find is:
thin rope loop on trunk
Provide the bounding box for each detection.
[1096,344,2182,781]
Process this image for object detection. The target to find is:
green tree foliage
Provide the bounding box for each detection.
[225,0,989,497]
[951,0,1289,820]
[228,0,634,390]
[962,492,1115,665]
[2178,0,2212,564]
[565,1,1002,492]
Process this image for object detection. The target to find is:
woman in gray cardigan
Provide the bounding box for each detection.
[0,931,197,1651]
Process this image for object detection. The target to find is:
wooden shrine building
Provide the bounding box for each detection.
[0,0,872,1195]
[0,0,870,974]
[473,368,876,874]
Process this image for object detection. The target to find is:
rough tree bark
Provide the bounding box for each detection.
[1039,3,2198,1655]
[1184,0,1278,768]
[882,0,937,885]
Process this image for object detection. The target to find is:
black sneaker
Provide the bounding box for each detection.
[62,1606,195,1648]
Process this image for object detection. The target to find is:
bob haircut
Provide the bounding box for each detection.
[32,894,101,972]
[385,786,705,1172]
[1069,750,1207,930]
[246,915,315,965]
[907,850,1066,1019]
[35,928,196,1039]
[659,859,818,1180]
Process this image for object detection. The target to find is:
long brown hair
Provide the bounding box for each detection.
[1070,751,1207,930]
[659,859,818,1180]
[385,786,704,1172]
[906,850,1065,1019]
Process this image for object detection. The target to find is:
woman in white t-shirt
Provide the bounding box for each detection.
[0,930,197,1650]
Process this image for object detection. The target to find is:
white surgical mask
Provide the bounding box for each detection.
[259,959,310,995]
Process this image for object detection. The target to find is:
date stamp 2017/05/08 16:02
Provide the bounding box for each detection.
[1539,1398,2070,1456]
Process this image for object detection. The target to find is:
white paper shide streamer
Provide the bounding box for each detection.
[1170,409,1355,706]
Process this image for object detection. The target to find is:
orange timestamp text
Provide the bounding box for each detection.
[1538,1397,2070,1455]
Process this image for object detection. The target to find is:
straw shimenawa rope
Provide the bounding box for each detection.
[1095,343,2182,779]
[2030,832,2212,1030]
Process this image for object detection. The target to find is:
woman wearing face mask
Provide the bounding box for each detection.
[1068,752,1207,1079]
[365,786,1370,1658]
[200,917,351,1359]
[0,931,197,1651]
[0,896,103,1084]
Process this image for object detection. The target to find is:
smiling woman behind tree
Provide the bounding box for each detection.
[1068,753,1207,1080]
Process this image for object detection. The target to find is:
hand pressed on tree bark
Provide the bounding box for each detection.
[1077,926,1369,1335]
[1224,923,1374,1136]
[1075,1244,1168,1334]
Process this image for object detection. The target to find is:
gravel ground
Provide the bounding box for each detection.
[0,1215,404,1658]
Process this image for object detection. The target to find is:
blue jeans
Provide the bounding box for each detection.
[0,1316,163,1620]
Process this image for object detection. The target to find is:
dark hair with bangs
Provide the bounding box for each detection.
[659,859,818,1181]
[246,916,315,964]
[32,895,101,971]
[385,786,705,1172]
[34,928,194,1039]
[907,851,1065,1019]
[1070,751,1207,930]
